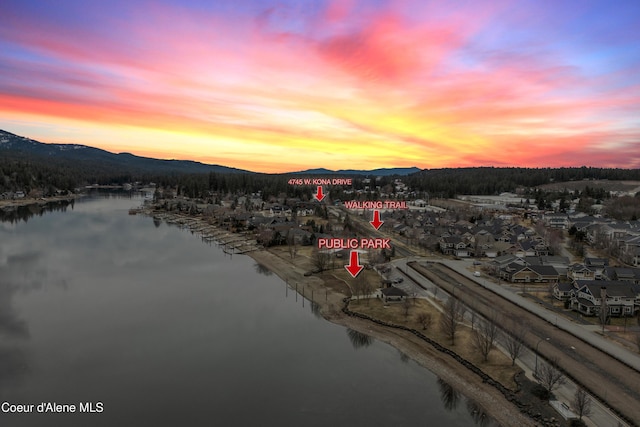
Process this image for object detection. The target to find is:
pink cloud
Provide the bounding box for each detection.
[0,0,638,171]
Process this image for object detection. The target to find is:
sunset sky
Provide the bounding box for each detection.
[1,0,639,173]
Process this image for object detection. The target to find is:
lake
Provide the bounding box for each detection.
[0,193,497,426]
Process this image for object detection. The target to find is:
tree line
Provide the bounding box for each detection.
[405,166,640,198]
[2,152,639,200]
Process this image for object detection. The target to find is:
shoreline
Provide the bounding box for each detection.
[0,194,83,210]
[247,248,535,427]
[146,209,537,426]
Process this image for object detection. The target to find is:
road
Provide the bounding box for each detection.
[439,259,640,371]
[393,257,629,426]
[513,340,628,427]
[330,205,640,424]
[407,260,640,426]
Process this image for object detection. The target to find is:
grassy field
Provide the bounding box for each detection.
[349,298,522,390]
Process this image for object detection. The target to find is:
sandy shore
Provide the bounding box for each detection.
[247,248,535,427]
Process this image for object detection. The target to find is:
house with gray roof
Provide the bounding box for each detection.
[567,264,595,281]
[569,280,639,317]
[553,282,574,301]
[379,286,408,303]
[603,267,640,284]
[500,263,559,283]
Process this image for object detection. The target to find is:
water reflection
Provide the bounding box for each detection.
[398,349,410,363]
[254,263,273,276]
[0,194,508,426]
[0,190,152,224]
[0,254,36,339]
[0,256,33,397]
[437,377,460,411]
[310,301,323,319]
[0,199,74,223]
[0,346,29,397]
[466,399,496,427]
[346,328,374,350]
[0,310,29,339]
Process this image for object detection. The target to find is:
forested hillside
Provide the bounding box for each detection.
[0,129,249,193]
[2,130,639,198]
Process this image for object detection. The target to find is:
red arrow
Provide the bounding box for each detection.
[345,250,364,278]
[370,209,384,230]
[315,186,326,202]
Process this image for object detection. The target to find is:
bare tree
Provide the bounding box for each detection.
[416,313,433,330]
[257,229,275,246]
[537,357,566,397]
[467,301,477,331]
[352,275,373,303]
[352,277,362,301]
[599,289,609,334]
[402,297,412,319]
[286,229,297,259]
[503,319,528,366]
[362,280,373,305]
[572,387,592,421]
[547,229,563,255]
[440,298,465,345]
[311,248,330,273]
[471,312,499,362]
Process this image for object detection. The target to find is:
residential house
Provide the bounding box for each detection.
[567,264,595,281]
[269,205,292,218]
[501,263,559,283]
[570,280,638,317]
[622,235,640,266]
[439,235,470,257]
[472,229,495,257]
[584,257,609,279]
[525,255,570,278]
[295,203,316,217]
[603,267,640,284]
[553,282,574,301]
[589,222,637,248]
[514,240,538,257]
[490,254,523,275]
[545,214,569,229]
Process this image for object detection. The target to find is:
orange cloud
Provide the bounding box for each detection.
[0,0,638,172]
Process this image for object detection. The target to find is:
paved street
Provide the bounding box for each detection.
[392,257,639,426]
[439,259,640,372]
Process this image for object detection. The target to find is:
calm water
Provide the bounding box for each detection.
[0,194,497,426]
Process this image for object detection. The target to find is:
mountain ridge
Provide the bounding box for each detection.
[291,167,421,176]
[0,129,422,176]
[0,129,250,175]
